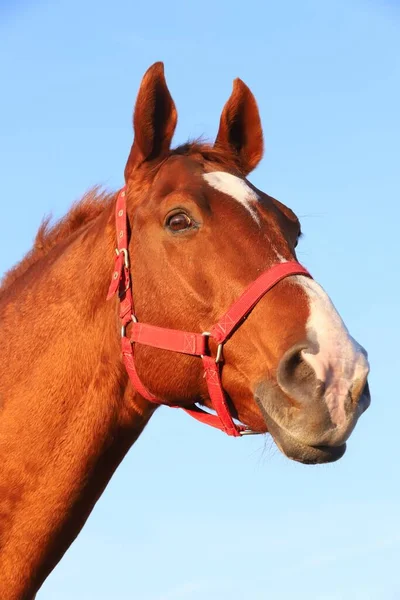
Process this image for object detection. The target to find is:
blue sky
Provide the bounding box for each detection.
[1,1,399,598]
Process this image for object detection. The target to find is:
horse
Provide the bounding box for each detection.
[0,62,370,599]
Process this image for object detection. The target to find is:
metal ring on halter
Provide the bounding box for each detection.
[215,343,223,364]
[239,429,259,436]
[121,313,138,337]
[201,331,224,364]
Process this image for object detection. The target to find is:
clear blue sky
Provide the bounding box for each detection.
[1,1,399,599]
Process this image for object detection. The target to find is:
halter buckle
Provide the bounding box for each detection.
[115,247,130,269]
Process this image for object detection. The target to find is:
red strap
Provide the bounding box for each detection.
[201,356,243,436]
[210,262,311,344]
[181,404,243,435]
[130,322,206,356]
[121,336,158,402]
[107,252,124,300]
[107,187,131,302]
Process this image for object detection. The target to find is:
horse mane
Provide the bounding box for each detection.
[0,187,115,294]
[0,141,237,294]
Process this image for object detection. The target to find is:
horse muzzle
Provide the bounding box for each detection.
[255,340,371,464]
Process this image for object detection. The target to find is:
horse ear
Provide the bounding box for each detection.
[125,62,177,180]
[214,78,264,176]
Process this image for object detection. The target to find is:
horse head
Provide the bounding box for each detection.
[117,62,370,464]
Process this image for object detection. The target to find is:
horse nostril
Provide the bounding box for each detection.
[277,343,323,405]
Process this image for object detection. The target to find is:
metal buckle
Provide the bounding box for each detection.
[115,247,129,269]
[239,429,260,436]
[121,314,138,338]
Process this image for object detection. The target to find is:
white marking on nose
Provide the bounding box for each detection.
[203,171,260,224]
[294,276,370,428]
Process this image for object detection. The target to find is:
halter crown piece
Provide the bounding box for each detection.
[108,186,312,437]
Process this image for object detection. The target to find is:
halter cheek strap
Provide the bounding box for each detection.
[108,187,312,437]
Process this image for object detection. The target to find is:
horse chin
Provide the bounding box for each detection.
[254,387,347,465]
[262,411,347,465]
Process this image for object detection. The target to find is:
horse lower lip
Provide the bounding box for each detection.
[277,434,347,464]
[255,396,348,464]
[277,431,347,464]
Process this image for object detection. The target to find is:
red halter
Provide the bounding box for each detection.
[107,187,312,437]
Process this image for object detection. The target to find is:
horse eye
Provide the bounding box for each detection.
[166,213,193,232]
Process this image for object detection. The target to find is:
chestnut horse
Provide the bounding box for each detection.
[0,62,370,599]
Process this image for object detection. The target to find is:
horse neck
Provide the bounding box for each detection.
[0,204,154,599]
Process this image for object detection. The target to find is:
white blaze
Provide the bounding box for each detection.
[293,276,370,428]
[203,171,260,223]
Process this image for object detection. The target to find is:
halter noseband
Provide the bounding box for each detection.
[108,186,311,437]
